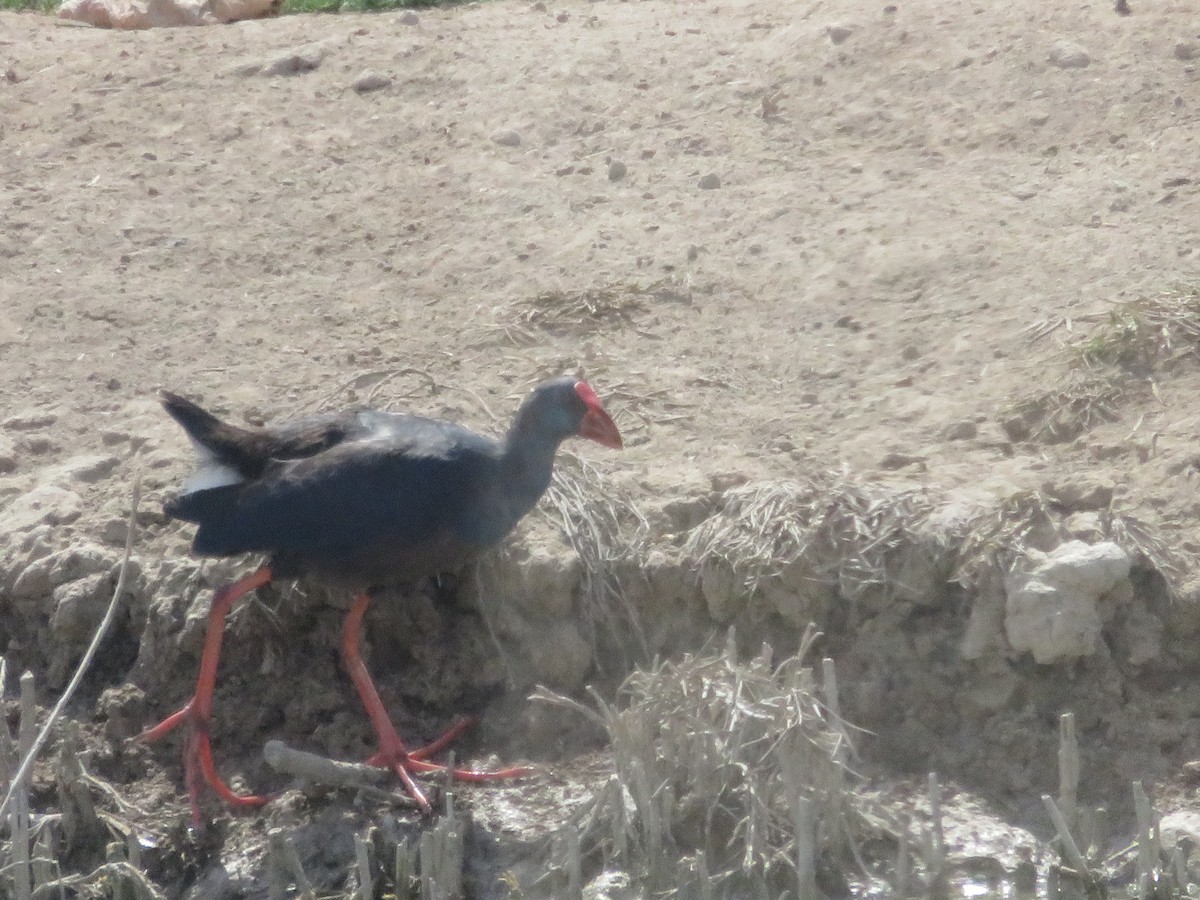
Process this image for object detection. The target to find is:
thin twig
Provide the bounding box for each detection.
[0,473,142,824]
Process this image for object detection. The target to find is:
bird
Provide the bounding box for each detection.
[138,377,623,823]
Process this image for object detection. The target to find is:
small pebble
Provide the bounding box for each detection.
[263,43,326,76]
[492,130,521,148]
[698,173,721,190]
[942,421,978,441]
[352,69,392,93]
[833,314,862,331]
[607,160,627,181]
[399,10,418,25]
[100,430,130,446]
[879,452,926,470]
[1000,415,1031,442]
[1048,40,1090,69]
[1175,42,1199,62]
[827,23,853,44]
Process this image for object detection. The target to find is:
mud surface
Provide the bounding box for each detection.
[2,0,1200,896]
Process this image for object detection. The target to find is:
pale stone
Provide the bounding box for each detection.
[59,0,277,28]
[1003,541,1130,664]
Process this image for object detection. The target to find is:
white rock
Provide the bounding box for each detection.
[1006,580,1101,664]
[1034,541,1130,598]
[1003,541,1130,664]
[59,0,277,28]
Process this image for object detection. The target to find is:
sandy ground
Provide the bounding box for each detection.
[3,0,1200,895]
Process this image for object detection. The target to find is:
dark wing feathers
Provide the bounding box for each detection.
[192,449,479,557]
[161,391,358,479]
[162,394,532,571]
[175,423,512,560]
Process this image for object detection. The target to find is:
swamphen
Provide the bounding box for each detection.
[139,377,623,822]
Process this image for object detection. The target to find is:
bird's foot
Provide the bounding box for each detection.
[138,698,271,826]
[365,716,536,815]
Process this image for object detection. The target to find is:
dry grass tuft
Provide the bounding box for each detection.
[681,474,941,608]
[951,490,1184,596]
[543,454,650,666]
[1105,511,1184,594]
[951,490,1061,588]
[1076,284,1200,372]
[553,632,885,895]
[501,278,690,341]
[1001,372,1129,444]
[1005,283,1200,444]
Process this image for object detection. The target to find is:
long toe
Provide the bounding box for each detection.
[366,719,534,812]
[365,734,434,814]
[408,716,535,781]
[143,698,270,823]
[193,729,271,809]
[407,716,476,761]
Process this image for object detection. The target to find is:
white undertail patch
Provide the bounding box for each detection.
[181,436,245,495]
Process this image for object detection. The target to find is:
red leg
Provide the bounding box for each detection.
[341,592,534,814]
[138,567,274,825]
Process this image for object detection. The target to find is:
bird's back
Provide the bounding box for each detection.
[163,397,518,584]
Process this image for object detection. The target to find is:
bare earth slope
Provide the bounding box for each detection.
[2,0,1200,895]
